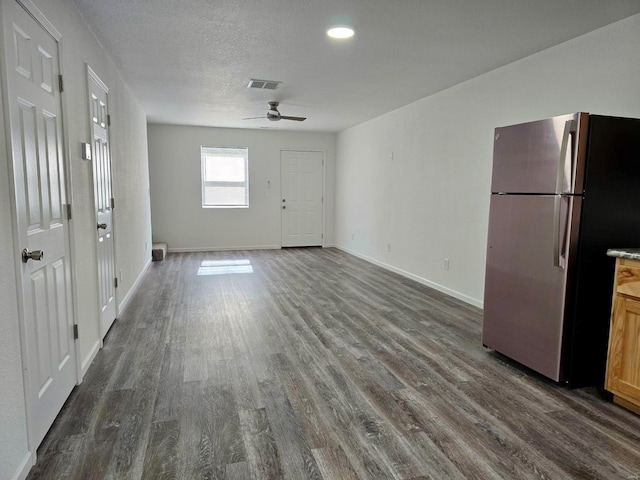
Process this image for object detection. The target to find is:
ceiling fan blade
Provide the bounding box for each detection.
[242,116,265,120]
[280,116,306,121]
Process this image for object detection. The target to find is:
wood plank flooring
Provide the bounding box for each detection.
[28,248,640,479]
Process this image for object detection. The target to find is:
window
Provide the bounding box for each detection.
[201,147,249,208]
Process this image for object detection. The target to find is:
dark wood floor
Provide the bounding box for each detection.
[29,248,640,479]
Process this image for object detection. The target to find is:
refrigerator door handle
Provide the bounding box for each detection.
[556,120,575,194]
[553,195,564,269]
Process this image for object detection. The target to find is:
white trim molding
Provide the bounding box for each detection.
[167,245,281,253]
[117,257,152,314]
[10,451,33,480]
[16,0,61,40]
[80,340,101,379]
[335,245,483,309]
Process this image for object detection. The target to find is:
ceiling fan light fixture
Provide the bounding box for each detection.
[327,25,354,39]
[244,102,306,122]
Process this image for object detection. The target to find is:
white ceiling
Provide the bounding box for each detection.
[72,0,640,133]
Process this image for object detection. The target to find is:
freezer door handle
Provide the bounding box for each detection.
[556,120,575,194]
[554,118,578,268]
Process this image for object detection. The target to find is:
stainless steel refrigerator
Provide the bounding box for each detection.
[483,112,640,388]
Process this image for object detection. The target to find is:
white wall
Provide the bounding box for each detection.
[0,1,151,478]
[148,125,336,251]
[335,14,640,307]
[110,80,153,310]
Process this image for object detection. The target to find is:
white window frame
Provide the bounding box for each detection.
[201,146,249,208]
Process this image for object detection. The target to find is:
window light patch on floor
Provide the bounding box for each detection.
[197,259,254,276]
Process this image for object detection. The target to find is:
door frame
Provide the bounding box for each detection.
[86,64,118,344]
[279,149,326,248]
[0,0,81,461]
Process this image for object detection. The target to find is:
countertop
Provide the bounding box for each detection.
[606,248,640,260]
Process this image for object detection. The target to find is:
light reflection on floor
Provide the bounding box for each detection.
[197,259,254,276]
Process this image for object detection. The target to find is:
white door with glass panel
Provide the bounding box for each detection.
[281,150,323,247]
[201,147,249,208]
[2,0,77,449]
[88,67,116,339]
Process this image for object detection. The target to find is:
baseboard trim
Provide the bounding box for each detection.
[81,339,101,378]
[10,451,33,480]
[335,245,483,308]
[167,245,281,253]
[118,257,152,314]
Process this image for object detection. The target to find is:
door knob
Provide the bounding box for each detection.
[22,248,44,263]
[97,223,107,230]
[282,199,286,202]
[282,205,286,209]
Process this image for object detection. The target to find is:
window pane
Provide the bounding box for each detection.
[204,186,247,205]
[204,155,245,182]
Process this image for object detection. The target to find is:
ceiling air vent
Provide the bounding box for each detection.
[247,79,281,90]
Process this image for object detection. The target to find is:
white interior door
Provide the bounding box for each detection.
[281,150,323,247]
[2,0,76,448]
[87,67,116,339]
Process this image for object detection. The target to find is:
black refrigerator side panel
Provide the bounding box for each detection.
[566,115,640,388]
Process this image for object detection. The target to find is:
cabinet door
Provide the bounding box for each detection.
[606,265,640,405]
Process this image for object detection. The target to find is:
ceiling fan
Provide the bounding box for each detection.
[243,101,306,122]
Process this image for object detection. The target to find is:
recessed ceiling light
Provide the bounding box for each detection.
[327,25,354,39]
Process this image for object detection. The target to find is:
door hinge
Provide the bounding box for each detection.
[107,114,111,127]
[111,197,115,209]
[58,74,64,93]
[114,277,118,289]
[73,324,79,339]
[321,233,324,239]
[65,204,72,220]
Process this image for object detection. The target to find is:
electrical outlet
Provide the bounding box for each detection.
[444,258,450,270]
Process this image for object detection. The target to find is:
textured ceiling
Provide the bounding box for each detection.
[72,0,640,132]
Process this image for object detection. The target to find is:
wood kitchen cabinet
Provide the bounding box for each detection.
[605,255,640,415]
